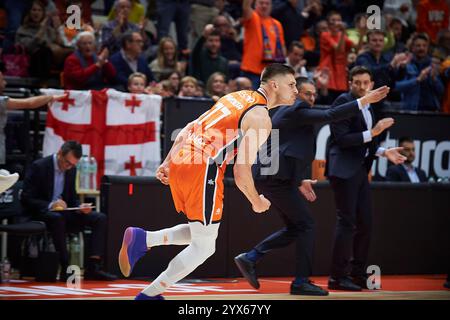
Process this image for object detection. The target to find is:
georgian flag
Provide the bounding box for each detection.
[41,88,161,183]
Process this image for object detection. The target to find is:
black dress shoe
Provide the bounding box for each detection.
[328,276,362,291]
[351,275,369,289]
[290,280,329,296]
[234,253,260,289]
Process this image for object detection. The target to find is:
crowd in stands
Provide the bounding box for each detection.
[0,0,449,112]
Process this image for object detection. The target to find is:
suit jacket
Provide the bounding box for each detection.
[385,164,427,182]
[254,98,361,185]
[325,92,380,179]
[109,51,154,90]
[21,155,79,216]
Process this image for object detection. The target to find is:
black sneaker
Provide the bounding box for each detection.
[328,276,362,291]
[234,253,259,289]
[290,280,329,296]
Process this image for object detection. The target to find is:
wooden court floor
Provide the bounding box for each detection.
[1,275,449,300]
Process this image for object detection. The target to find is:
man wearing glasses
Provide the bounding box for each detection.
[21,140,117,281]
[234,77,390,295]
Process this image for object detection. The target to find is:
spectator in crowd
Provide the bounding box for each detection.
[189,25,228,83]
[21,140,118,281]
[213,15,242,79]
[285,41,308,78]
[206,72,227,101]
[271,0,321,48]
[301,19,329,68]
[15,0,69,81]
[240,0,286,89]
[319,11,355,101]
[101,0,145,55]
[178,76,198,97]
[0,69,67,175]
[416,0,449,44]
[312,67,331,104]
[108,0,145,24]
[2,0,32,50]
[385,136,427,182]
[127,72,147,94]
[156,0,190,54]
[189,0,220,49]
[55,0,93,26]
[388,16,408,54]
[54,0,95,50]
[355,30,410,105]
[149,37,185,82]
[395,33,444,111]
[437,30,450,114]
[151,79,177,97]
[346,13,367,49]
[227,76,253,92]
[110,31,154,91]
[383,0,416,27]
[161,71,182,93]
[63,31,117,90]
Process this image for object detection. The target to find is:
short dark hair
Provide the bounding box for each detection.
[399,136,414,145]
[60,140,82,159]
[411,33,430,45]
[121,31,139,49]
[349,65,373,82]
[288,41,304,53]
[295,76,315,90]
[260,63,295,83]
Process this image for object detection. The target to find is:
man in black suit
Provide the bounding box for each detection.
[326,66,406,291]
[21,140,117,281]
[385,136,427,182]
[234,77,390,295]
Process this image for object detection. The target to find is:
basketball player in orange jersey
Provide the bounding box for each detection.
[118,63,298,300]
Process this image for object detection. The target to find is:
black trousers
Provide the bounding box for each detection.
[253,178,315,278]
[34,210,107,267]
[329,166,372,278]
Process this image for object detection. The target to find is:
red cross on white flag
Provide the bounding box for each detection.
[41,88,162,185]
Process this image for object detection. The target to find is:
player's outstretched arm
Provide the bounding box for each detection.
[233,108,272,213]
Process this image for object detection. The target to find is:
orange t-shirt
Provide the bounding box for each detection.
[417,0,449,43]
[319,31,353,91]
[241,11,285,75]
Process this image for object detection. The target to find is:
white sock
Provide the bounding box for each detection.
[142,222,219,297]
[146,224,191,248]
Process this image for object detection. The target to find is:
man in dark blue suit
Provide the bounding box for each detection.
[326,66,406,291]
[21,141,117,281]
[234,77,390,295]
[385,137,427,182]
[109,31,154,91]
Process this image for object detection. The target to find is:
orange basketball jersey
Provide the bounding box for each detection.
[169,89,268,225]
[172,89,268,166]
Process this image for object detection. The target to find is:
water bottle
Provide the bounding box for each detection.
[69,236,80,267]
[79,156,90,190]
[89,156,98,191]
[2,257,11,283]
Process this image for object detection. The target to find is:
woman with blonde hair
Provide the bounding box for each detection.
[206,72,227,101]
[149,37,185,81]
